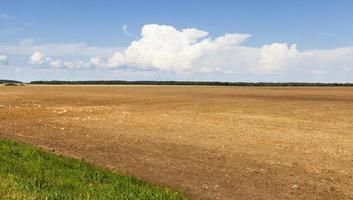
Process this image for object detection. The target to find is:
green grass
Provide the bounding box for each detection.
[0,139,186,200]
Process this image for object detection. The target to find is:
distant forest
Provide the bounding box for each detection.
[29,80,353,87]
[2,79,353,86]
[0,79,22,84]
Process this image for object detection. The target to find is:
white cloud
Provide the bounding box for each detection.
[29,51,49,64]
[29,51,85,69]
[0,42,121,58]
[8,24,353,81]
[122,24,138,39]
[0,55,8,65]
[107,24,254,72]
[105,24,353,76]
[50,59,62,68]
[63,60,85,69]
[89,57,104,68]
[108,24,252,72]
[108,52,125,68]
[259,43,298,73]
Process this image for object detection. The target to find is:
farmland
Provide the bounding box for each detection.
[0,139,185,199]
[1,85,353,199]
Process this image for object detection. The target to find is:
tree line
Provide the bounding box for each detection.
[0,79,22,84]
[29,80,353,87]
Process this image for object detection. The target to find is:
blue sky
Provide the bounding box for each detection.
[1,0,353,82]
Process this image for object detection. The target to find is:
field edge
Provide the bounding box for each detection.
[0,138,187,200]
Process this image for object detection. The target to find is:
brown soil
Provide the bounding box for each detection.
[1,85,353,199]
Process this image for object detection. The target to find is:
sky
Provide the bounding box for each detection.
[1,0,353,82]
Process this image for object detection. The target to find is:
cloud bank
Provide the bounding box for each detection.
[28,51,86,69]
[107,24,253,73]
[104,24,353,76]
[1,42,120,58]
[13,24,353,80]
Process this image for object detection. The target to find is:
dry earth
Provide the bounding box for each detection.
[1,85,353,199]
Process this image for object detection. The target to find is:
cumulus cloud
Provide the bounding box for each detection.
[89,57,104,68]
[0,55,8,65]
[103,24,353,76]
[29,51,49,64]
[105,24,282,73]
[15,24,353,81]
[108,24,253,72]
[28,51,86,69]
[259,43,298,73]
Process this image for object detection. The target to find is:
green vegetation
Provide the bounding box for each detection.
[0,79,22,84]
[30,80,353,86]
[3,83,24,86]
[4,83,18,86]
[2,78,353,86]
[0,139,186,200]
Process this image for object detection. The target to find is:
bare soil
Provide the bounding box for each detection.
[1,85,353,199]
